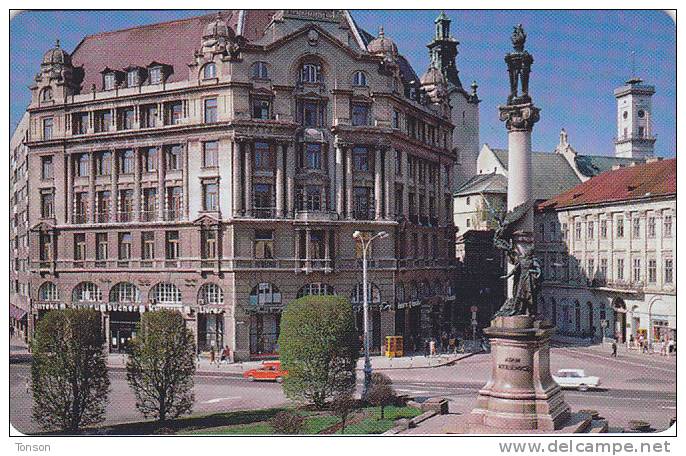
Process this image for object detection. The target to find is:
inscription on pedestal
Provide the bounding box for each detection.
[497,357,532,372]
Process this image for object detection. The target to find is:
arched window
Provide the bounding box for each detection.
[41,87,53,101]
[202,62,216,79]
[73,282,102,302]
[297,283,334,298]
[350,283,381,305]
[395,283,405,303]
[352,71,367,87]
[409,282,419,301]
[199,283,224,306]
[249,283,282,306]
[38,282,58,301]
[251,61,269,79]
[300,63,321,83]
[109,282,141,303]
[150,283,181,305]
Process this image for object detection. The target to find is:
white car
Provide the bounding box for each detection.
[553,369,601,391]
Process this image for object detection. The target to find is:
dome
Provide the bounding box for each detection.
[367,27,398,58]
[42,39,71,66]
[420,65,445,86]
[203,13,234,40]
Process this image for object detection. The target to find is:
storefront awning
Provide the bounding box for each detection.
[10,304,27,320]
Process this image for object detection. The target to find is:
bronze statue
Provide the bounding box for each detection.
[505,24,533,105]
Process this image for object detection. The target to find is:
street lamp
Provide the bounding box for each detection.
[352,229,388,401]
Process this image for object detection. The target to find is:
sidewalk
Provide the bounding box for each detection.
[575,341,676,363]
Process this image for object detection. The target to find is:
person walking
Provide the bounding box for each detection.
[424,339,430,357]
[209,346,216,365]
[611,340,617,357]
[429,338,436,357]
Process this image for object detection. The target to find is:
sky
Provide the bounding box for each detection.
[10,10,675,157]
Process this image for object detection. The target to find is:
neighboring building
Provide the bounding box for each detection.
[10,113,31,341]
[453,172,506,233]
[13,10,469,360]
[537,158,676,344]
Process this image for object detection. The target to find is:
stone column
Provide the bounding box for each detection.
[65,154,73,223]
[437,163,444,226]
[327,143,336,211]
[232,141,243,217]
[402,150,410,219]
[111,151,118,222]
[244,142,253,217]
[88,151,96,222]
[345,148,354,219]
[385,149,394,219]
[133,148,141,220]
[374,148,383,220]
[275,143,285,217]
[335,143,345,216]
[157,146,166,220]
[285,142,295,217]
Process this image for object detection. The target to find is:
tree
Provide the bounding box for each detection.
[30,309,110,432]
[367,373,396,420]
[331,394,357,434]
[278,294,360,409]
[270,410,305,434]
[126,310,196,423]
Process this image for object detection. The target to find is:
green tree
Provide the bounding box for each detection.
[30,309,110,432]
[126,310,196,423]
[278,294,360,409]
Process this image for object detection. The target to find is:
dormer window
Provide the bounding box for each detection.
[127,70,139,87]
[41,87,53,101]
[353,71,368,87]
[104,73,116,90]
[301,63,321,83]
[149,67,162,85]
[203,62,216,79]
[252,61,269,80]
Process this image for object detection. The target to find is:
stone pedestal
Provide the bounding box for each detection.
[469,316,571,431]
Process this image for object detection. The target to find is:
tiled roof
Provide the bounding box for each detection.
[454,172,507,196]
[490,148,582,201]
[573,154,645,178]
[538,158,676,210]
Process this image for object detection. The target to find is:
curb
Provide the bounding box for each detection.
[365,351,483,371]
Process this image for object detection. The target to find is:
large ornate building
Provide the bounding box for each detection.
[10,10,481,359]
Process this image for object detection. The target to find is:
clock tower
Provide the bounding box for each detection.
[614,77,656,159]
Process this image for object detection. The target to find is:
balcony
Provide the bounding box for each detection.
[164,210,181,222]
[353,208,375,221]
[294,209,339,222]
[252,206,276,219]
[298,258,333,274]
[140,210,157,222]
[117,211,133,223]
[95,212,110,223]
[72,213,88,224]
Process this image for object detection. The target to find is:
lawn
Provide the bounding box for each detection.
[335,406,423,435]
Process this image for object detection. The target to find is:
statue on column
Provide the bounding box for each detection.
[505,24,534,105]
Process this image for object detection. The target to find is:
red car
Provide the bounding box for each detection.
[243,361,288,383]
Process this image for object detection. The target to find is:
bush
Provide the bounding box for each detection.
[367,383,396,420]
[126,310,196,422]
[30,309,110,432]
[269,410,305,434]
[331,394,357,434]
[278,295,360,409]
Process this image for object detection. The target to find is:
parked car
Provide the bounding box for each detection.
[553,368,601,391]
[243,361,288,383]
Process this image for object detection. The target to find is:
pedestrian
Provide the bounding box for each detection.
[668,339,675,355]
[629,334,635,349]
[424,339,430,357]
[660,338,667,357]
[441,333,448,354]
[429,338,436,357]
[611,340,617,357]
[209,346,216,365]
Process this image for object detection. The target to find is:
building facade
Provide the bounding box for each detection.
[537,158,676,344]
[12,10,476,360]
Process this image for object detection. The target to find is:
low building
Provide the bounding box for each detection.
[537,158,676,345]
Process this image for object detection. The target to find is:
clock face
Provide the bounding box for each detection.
[638,110,645,118]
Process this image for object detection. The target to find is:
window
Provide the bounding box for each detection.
[253,184,273,213]
[118,150,135,174]
[39,233,52,261]
[96,151,112,175]
[632,217,641,238]
[638,126,645,138]
[143,148,157,173]
[118,107,135,130]
[199,283,223,305]
[149,67,162,85]
[104,73,116,90]
[254,230,274,260]
[165,145,182,171]
[587,221,594,239]
[252,97,271,120]
[94,110,112,132]
[96,233,108,261]
[351,103,370,126]
[204,98,217,123]
[353,187,372,219]
[41,193,54,218]
[201,229,217,259]
[152,283,181,305]
[254,142,272,170]
[353,147,369,172]
[301,63,321,83]
[119,189,134,222]
[587,258,594,277]
[648,216,656,238]
[648,259,657,283]
[118,233,132,260]
[74,282,102,302]
[632,258,641,283]
[616,216,624,238]
[41,87,53,101]
[166,187,183,220]
[165,231,180,259]
[251,61,269,79]
[664,215,672,237]
[203,62,216,79]
[203,182,219,211]
[111,282,140,303]
[127,70,139,87]
[39,282,58,301]
[42,117,53,140]
[617,258,624,281]
[305,143,321,169]
[142,188,157,221]
[74,192,88,223]
[575,221,582,240]
[664,258,673,284]
[297,283,334,298]
[352,71,367,87]
[600,219,607,239]
[141,232,155,260]
[562,223,568,240]
[96,191,111,222]
[165,101,183,125]
[298,100,324,127]
[203,141,219,167]
[392,110,400,129]
[297,184,322,211]
[41,156,53,179]
[73,112,89,135]
[140,104,158,128]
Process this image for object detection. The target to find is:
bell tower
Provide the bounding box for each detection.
[614,77,656,159]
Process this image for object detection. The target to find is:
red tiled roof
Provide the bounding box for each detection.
[70,10,276,91]
[538,158,676,210]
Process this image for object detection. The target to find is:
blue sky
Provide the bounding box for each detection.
[10,10,675,156]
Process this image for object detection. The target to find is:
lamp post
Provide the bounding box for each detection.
[353,229,388,401]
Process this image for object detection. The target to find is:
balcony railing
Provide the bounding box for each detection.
[252,206,276,219]
[95,212,110,223]
[164,210,181,221]
[294,209,339,221]
[72,213,88,224]
[353,208,375,221]
[117,211,133,223]
[140,210,157,222]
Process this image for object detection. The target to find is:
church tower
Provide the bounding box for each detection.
[614,77,656,159]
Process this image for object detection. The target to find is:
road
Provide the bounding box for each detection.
[10,346,675,434]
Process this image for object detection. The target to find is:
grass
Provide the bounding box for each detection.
[336,406,423,435]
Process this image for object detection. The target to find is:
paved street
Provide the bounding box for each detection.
[10,345,675,434]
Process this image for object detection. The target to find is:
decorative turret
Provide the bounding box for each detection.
[200,12,237,56]
[32,39,78,102]
[420,64,447,105]
[367,27,398,61]
[426,11,461,88]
